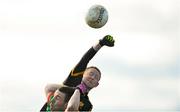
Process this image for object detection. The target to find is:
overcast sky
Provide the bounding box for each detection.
[0,0,179,111]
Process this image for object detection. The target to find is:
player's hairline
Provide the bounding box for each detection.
[86,66,101,75]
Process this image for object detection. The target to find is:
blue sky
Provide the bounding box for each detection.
[0,0,179,111]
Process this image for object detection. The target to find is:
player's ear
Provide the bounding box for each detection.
[95,82,99,87]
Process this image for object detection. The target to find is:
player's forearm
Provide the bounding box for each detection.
[65,89,80,111]
[93,41,102,51]
[75,42,102,68]
[73,41,102,72]
[44,84,62,96]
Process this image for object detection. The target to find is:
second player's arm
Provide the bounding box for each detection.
[65,89,81,111]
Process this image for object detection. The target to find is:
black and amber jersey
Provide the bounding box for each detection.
[79,94,93,111]
[63,47,97,87]
[40,47,97,111]
[62,47,97,111]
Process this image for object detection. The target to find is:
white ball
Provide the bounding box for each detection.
[85,5,108,29]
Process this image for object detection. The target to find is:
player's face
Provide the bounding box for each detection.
[83,68,101,88]
[50,90,67,111]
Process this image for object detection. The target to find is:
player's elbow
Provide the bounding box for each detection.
[44,84,54,96]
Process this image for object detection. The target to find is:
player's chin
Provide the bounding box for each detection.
[89,83,96,88]
[86,81,92,88]
[51,103,62,110]
[52,106,63,111]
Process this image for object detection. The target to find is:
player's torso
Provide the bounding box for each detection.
[79,94,93,111]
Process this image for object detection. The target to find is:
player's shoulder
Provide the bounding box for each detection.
[71,69,84,77]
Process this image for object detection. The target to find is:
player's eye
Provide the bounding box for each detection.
[90,72,94,76]
[55,95,61,100]
[90,72,96,78]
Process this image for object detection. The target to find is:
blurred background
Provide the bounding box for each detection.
[0,0,179,111]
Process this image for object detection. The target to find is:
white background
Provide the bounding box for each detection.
[0,0,179,111]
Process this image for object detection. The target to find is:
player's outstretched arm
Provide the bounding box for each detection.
[74,35,115,72]
[63,35,115,87]
[65,89,80,111]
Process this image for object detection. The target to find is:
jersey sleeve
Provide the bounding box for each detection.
[40,102,48,111]
[63,47,97,87]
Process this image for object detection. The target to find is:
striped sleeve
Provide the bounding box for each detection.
[63,47,97,87]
